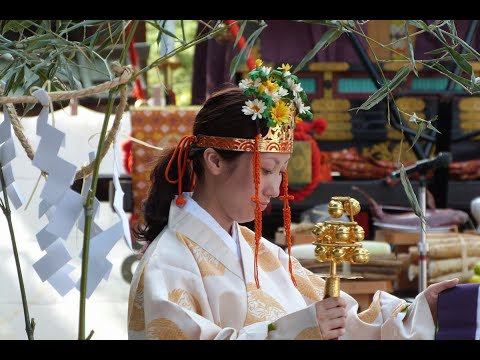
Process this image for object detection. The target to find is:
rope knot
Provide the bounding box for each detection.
[111,62,134,85]
[176,195,187,207]
[279,194,294,201]
[165,135,196,207]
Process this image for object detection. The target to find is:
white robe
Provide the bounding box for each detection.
[128,200,435,340]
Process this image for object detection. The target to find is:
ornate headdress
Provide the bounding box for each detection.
[166,59,312,288]
[196,59,312,153]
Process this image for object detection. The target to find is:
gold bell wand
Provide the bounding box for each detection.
[312,196,369,299]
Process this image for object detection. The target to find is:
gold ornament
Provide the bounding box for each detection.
[328,200,344,218]
[352,248,369,264]
[343,199,360,216]
[312,195,369,299]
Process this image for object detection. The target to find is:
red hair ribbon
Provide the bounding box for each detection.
[165,135,196,206]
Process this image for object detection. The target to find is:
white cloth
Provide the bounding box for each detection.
[179,193,240,259]
[128,200,436,340]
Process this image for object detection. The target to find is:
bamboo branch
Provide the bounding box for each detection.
[0,163,35,340]
[77,19,138,341]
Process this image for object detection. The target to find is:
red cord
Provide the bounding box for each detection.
[127,24,146,100]
[251,134,262,288]
[279,170,297,286]
[225,20,256,71]
[165,135,196,206]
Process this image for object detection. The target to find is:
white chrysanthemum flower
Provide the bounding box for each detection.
[282,70,291,77]
[287,78,303,96]
[270,91,281,103]
[242,99,267,120]
[294,97,311,114]
[278,87,289,97]
[239,77,261,89]
[270,87,289,103]
[261,66,272,76]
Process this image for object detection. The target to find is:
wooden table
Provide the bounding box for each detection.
[340,280,393,312]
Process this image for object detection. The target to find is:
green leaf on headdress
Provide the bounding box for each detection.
[249,70,261,80]
[303,110,313,120]
[263,109,271,121]
[299,91,308,103]
[276,78,288,87]
[271,69,283,77]
[267,119,277,128]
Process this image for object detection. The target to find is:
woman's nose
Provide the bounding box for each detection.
[263,177,281,199]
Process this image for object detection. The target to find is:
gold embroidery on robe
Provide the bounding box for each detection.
[169,289,202,316]
[178,233,225,277]
[358,295,382,324]
[389,302,408,318]
[244,283,287,326]
[146,318,188,340]
[128,273,146,332]
[290,258,323,301]
[295,326,323,340]
[240,227,281,272]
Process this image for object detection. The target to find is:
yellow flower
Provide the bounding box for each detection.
[255,59,263,68]
[258,79,280,96]
[280,63,292,72]
[295,116,303,123]
[270,100,291,125]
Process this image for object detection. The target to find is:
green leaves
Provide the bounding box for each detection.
[405,23,417,76]
[229,22,267,78]
[407,20,430,31]
[399,166,426,230]
[410,119,427,149]
[355,65,410,111]
[0,20,131,95]
[430,62,473,92]
[293,27,343,73]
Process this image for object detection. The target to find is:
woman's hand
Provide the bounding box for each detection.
[423,278,459,323]
[315,297,347,340]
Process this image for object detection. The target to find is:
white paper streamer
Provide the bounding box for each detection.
[0,105,24,208]
[32,239,72,282]
[112,141,132,249]
[28,89,129,297]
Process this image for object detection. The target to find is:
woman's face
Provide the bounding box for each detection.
[216,152,290,224]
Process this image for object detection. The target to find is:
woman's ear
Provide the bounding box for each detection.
[203,148,223,176]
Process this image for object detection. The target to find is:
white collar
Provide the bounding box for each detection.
[177,193,240,258]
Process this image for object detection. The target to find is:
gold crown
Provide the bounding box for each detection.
[195,59,312,153]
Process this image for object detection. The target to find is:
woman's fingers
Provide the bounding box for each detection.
[323,327,346,340]
[317,305,346,322]
[316,297,348,339]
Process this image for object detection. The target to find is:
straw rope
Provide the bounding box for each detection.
[0,62,133,104]
[1,63,133,180]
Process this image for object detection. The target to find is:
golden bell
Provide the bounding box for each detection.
[335,226,350,242]
[331,247,346,262]
[328,200,344,218]
[312,223,324,237]
[344,199,361,216]
[354,225,365,241]
[352,247,369,264]
[315,246,329,262]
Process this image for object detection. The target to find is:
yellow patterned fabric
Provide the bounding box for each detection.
[130,107,199,227]
[128,200,436,340]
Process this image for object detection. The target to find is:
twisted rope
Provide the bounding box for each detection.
[0,63,133,104]
[0,63,133,180]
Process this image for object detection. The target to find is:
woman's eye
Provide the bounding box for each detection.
[261,169,273,175]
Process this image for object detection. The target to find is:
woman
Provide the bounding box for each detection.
[128,61,457,340]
